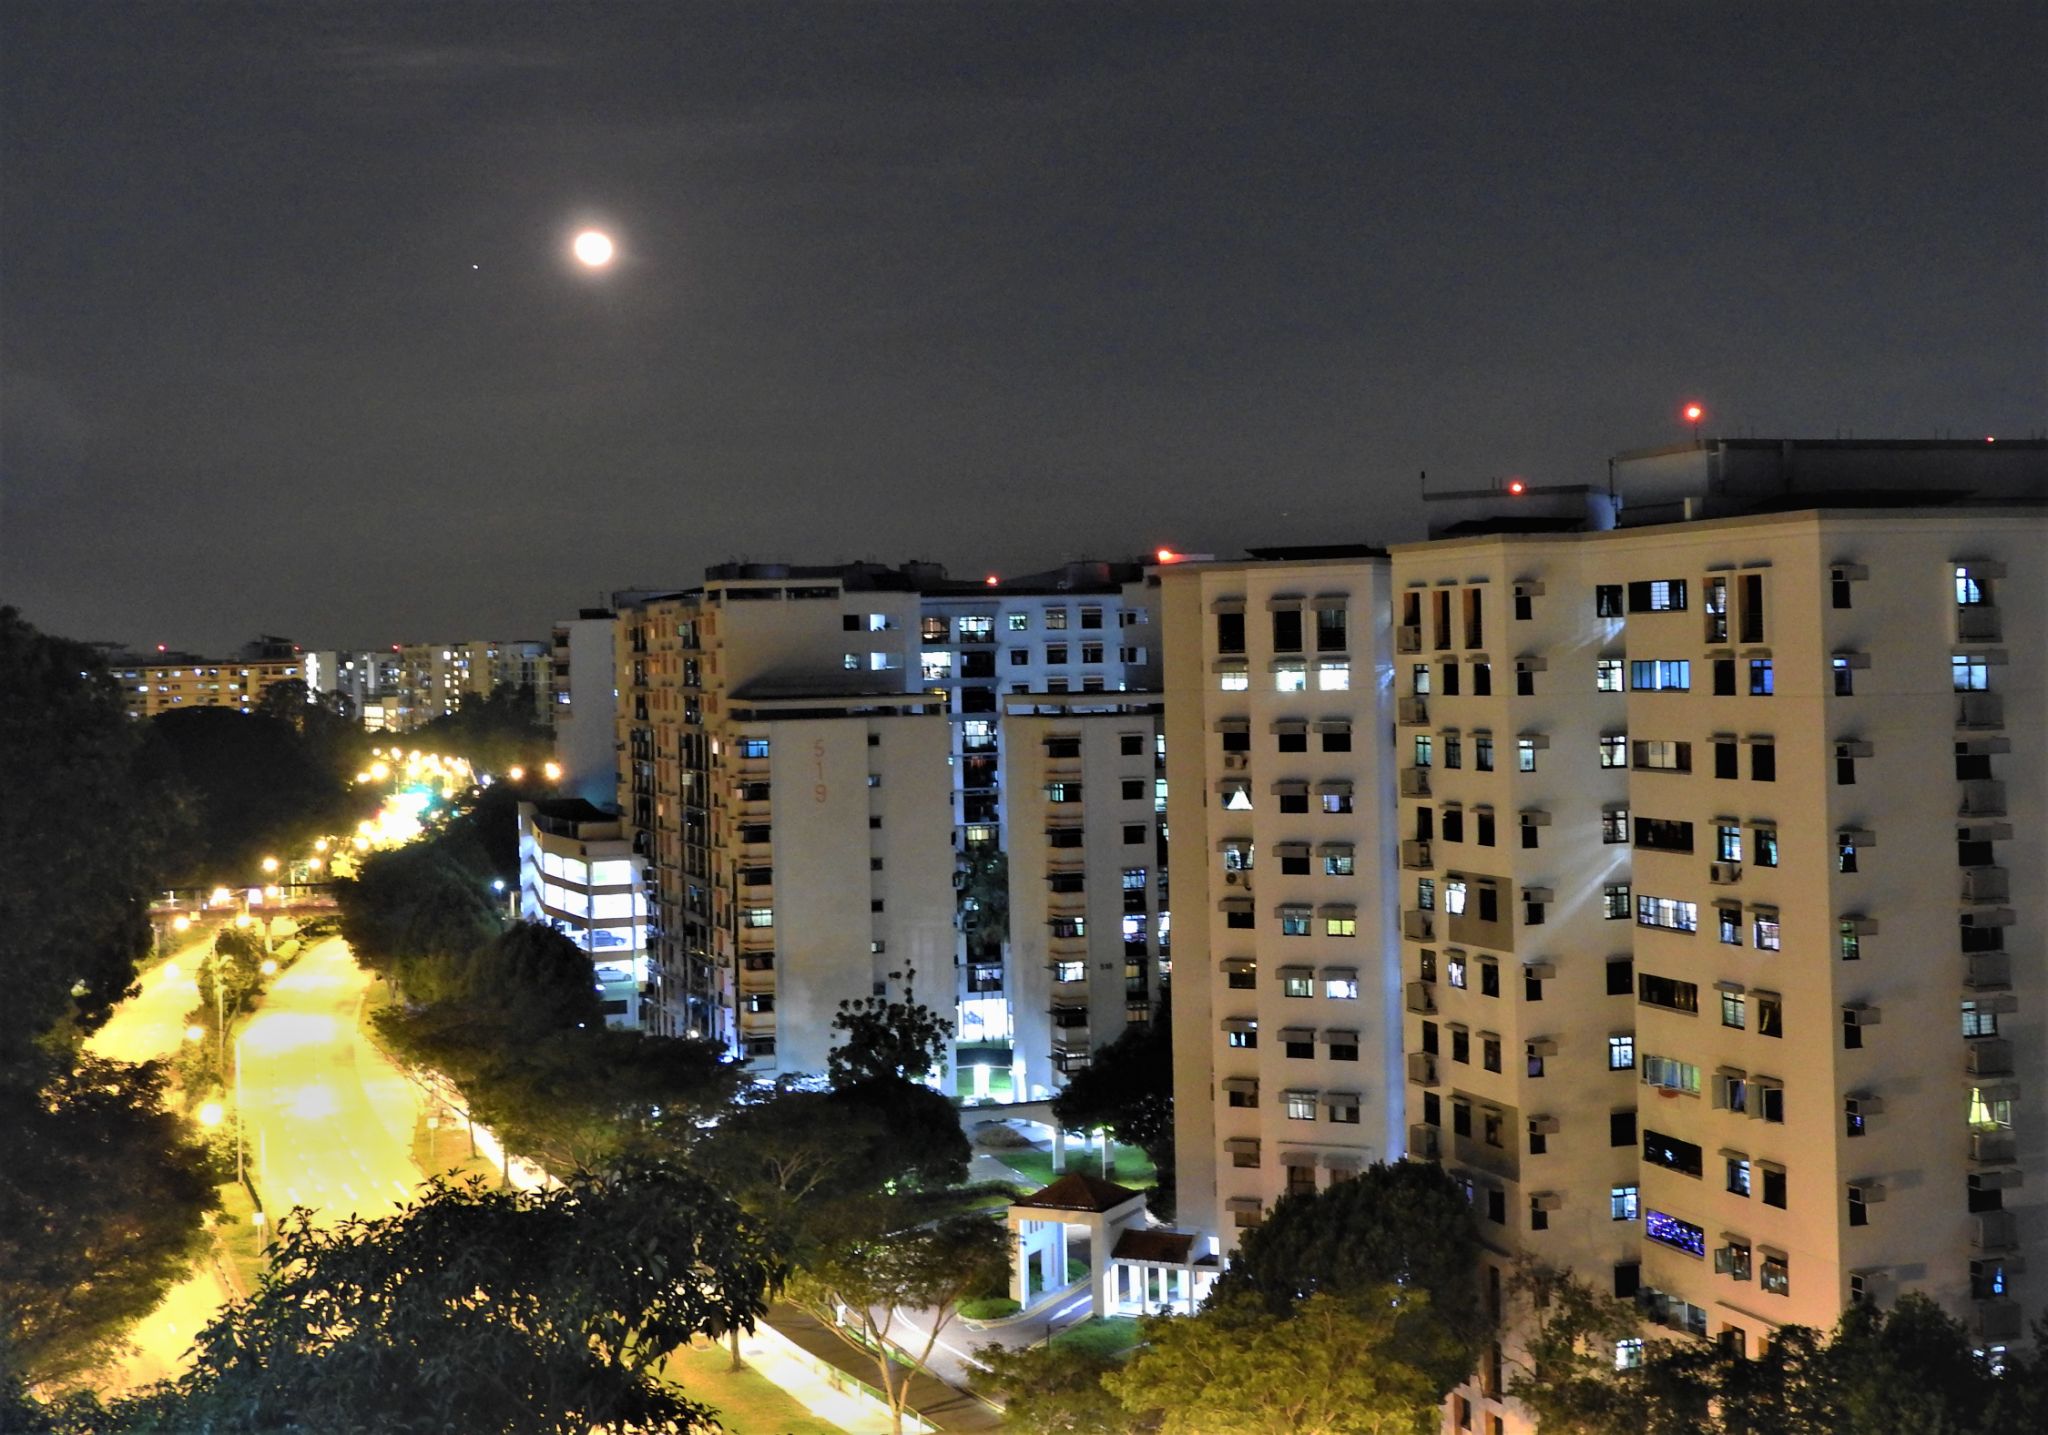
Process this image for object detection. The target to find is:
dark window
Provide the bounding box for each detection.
[1596,585,1623,617]
[1713,659,1736,696]
[1473,662,1492,696]
[1751,744,1776,782]
[1487,1188,1506,1224]
[1123,824,1146,844]
[1216,612,1245,653]
[1763,1168,1787,1208]
[1607,957,1634,995]
[1714,742,1739,779]
[1643,1130,1704,1178]
[1441,660,1460,696]
[1322,727,1352,753]
[1272,609,1303,652]
[1610,1110,1637,1147]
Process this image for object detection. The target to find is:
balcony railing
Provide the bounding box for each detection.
[1402,910,1437,941]
[1401,839,1434,870]
[1965,952,2011,989]
[1957,607,2002,642]
[1957,693,2005,730]
[1970,1130,2017,1164]
[1972,1209,2018,1251]
[1407,1051,1440,1087]
[1400,767,1433,798]
[1965,1038,2014,1077]
[1398,696,1430,726]
[1405,981,1437,1015]
[1962,867,2010,903]
[1959,781,2007,817]
[1408,1124,1442,1160]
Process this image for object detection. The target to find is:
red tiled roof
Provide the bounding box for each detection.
[1011,1172,1144,1213]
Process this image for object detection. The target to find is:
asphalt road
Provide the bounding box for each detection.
[85,934,425,1395]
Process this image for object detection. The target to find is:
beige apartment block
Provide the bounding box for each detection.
[1002,698,1169,1100]
[1160,550,1402,1247]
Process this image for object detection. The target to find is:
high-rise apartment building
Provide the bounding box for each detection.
[393,639,551,731]
[549,610,620,807]
[611,559,1168,1081]
[1160,549,1404,1238]
[1166,439,2045,1432]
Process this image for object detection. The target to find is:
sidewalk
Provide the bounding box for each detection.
[760,1303,1005,1432]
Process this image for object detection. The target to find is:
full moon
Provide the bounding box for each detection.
[572,230,615,267]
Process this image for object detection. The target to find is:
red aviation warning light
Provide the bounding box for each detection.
[1683,402,1705,425]
[985,575,999,586]
[1506,478,1527,496]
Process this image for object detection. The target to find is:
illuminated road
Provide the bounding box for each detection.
[87,934,426,1395]
[240,936,421,1223]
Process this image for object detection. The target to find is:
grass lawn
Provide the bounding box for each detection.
[994,1142,1156,1190]
[413,1107,500,1186]
[664,1341,844,1435]
[955,1066,1016,1101]
[1049,1317,1142,1359]
[212,1181,268,1299]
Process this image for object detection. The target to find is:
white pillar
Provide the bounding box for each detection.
[1011,1224,1030,1304]
[1052,1126,1066,1172]
[973,1063,991,1098]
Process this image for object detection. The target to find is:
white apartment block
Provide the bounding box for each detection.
[1166,438,2045,1434]
[1160,550,1403,1244]
[305,648,400,723]
[517,798,651,1028]
[549,611,620,807]
[1002,697,1170,1100]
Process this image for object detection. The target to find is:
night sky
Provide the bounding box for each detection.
[4,2,2041,653]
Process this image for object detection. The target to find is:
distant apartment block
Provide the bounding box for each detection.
[109,635,305,718]
[517,798,650,1028]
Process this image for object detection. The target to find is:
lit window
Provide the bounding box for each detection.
[1608,1034,1635,1070]
[1611,1185,1639,1221]
[1952,654,1989,692]
[1284,1090,1317,1121]
[1274,662,1308,693]
[1325,975,1358,1000]
[1317,660,1350,691]
[1325,917,1357,938]
[1596,658,1625,692]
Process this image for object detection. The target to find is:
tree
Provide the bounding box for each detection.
[0,1055,217,1387]
[335,831,502,997]
[0,609,190,1054]
[1051,997,1173,1210]
[829,1077,972,1189]
[462,921,605,1033]
[404,683,553,776]
[827,967,953,1086]
[1108,1288,1442,1435]
[1213,1161,1487,1397]
[785,1207,1008,1435]
[110,1164,782,1434]
[958,848,1009,960]
[149,706,361,885]
[976,1340,1134,1435]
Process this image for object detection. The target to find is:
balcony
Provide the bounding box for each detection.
[1972,1209,2019,1251]
[1959,781,2007,817]
[1957,692,2005,730]
[1970,1130,2018,1164]
[1398,696,1430,726]
[1966,1038,2015,1077]
[1402,910,1437,942]
[1966,952,2012,990]
[1974,1300,2024,1342]
[1407,1051,1441,1088]
[1401,839,1434,870]
[1405,981,1438,1015]
[1962,867,2010,904]
[1397,625,1422,654]
[1408,1124,1442,1160]
[1400,767,1433,798]
[1958,607,2002,642]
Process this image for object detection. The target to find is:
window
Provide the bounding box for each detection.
[1080,642,1104,664]
[1328,1093,1360,1124]
[1284,1090,1317,1121]
[1636,896,1699,932]
[1411,662,1431,695]
[1474,733,1495,771]
[1446,953,1466,988]
[1713,659,1736,696]
[1123,823,1147,844]
[1280,910,1311,937]
[1282,970,1313,999]
[1630,660,1691,691]
[1611,1110,1637,1146]
[1956,565,1986,606]
[1417,877,1435,911]
[1612,1185,1641,1221]
[1274,662,1307,693]
[1321,791,1353,815]
[1271,608,1303,652]
[1321,723,1352,753]
[1218,665,1249,692]
[1227,1026,1258,1049]
[1753,912,1781,951]
[738,737,771,759]
[1476,809,1495,846]
[1603,882,1632,919]
[1325,915,1357,938]
[1443,732,1462,768]
[1444,879,1468,916]
[1607,957,1634,995]
[1315,606,1347,651]
[1645,1210,1706,1257]
[1323,849,1354,876]
[1833,657,1855,696]
[1483,1035,1502,1073]
[1325,973,1359,1000]
[1603,809,1630,844]
[1472,661,1492,696]
[1284,1031,1315,1059]
[1600,734,1627,768]
[1441,660,1460,695]
[1616,1339,1645,1371]
[1596,657,1625,692]
[1641,1053,1700,1095]
[1629,579,1688,612]
[1596,585,1624,617]
[1318,660,1350,691]
[1121,778,1145,801]
[1755,994,1783,1038]
[1714,741,1738,779]
[1608,1034,1636,1070]
[1751,743,1776,782]
[1761,1256,1789,1296]
[1518,738,1538,772]
[743,907,775,928]
[1754,826,1779,866]
[1643,1130,1703,1178]
[1215,611,1245,653]
[1633,739,1691,772]
[1721,990,1746,1028]
[1639,974,1699,1014]
[1953,654,1989,692]
[1749,659,1774,696]
[1412,734,1433,768]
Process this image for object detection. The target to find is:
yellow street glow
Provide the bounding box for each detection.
[184,1024,206,1043]
[543,761,563,782]
[261,856,279,874]
[163,962,182,981]
[198,1101,225,1128]
[236,914,253,929]
[172,915,192,932]
[573,230,614,267]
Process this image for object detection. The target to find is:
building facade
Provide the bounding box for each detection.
[109,637,305,719]
[549,611,620,808]
[517,798,651,1028]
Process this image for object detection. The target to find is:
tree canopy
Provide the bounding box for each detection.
[1109,1289,1443,1435]
[1214,1161,1488,1397]
[827,968,954,1085]
[403,684,553,776]
[1050,998,1173,1212]
[101,1164,781,1434]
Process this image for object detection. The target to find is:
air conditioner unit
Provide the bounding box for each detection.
[1225,871,1245,887]
[1709,863,1742,885]
[1224,753,1249,770]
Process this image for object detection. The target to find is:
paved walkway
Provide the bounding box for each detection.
[760,1303,1005,1432]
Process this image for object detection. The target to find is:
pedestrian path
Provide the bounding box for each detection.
[758,1303,1006,1433]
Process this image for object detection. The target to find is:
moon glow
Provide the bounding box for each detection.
[572,230,615,267]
